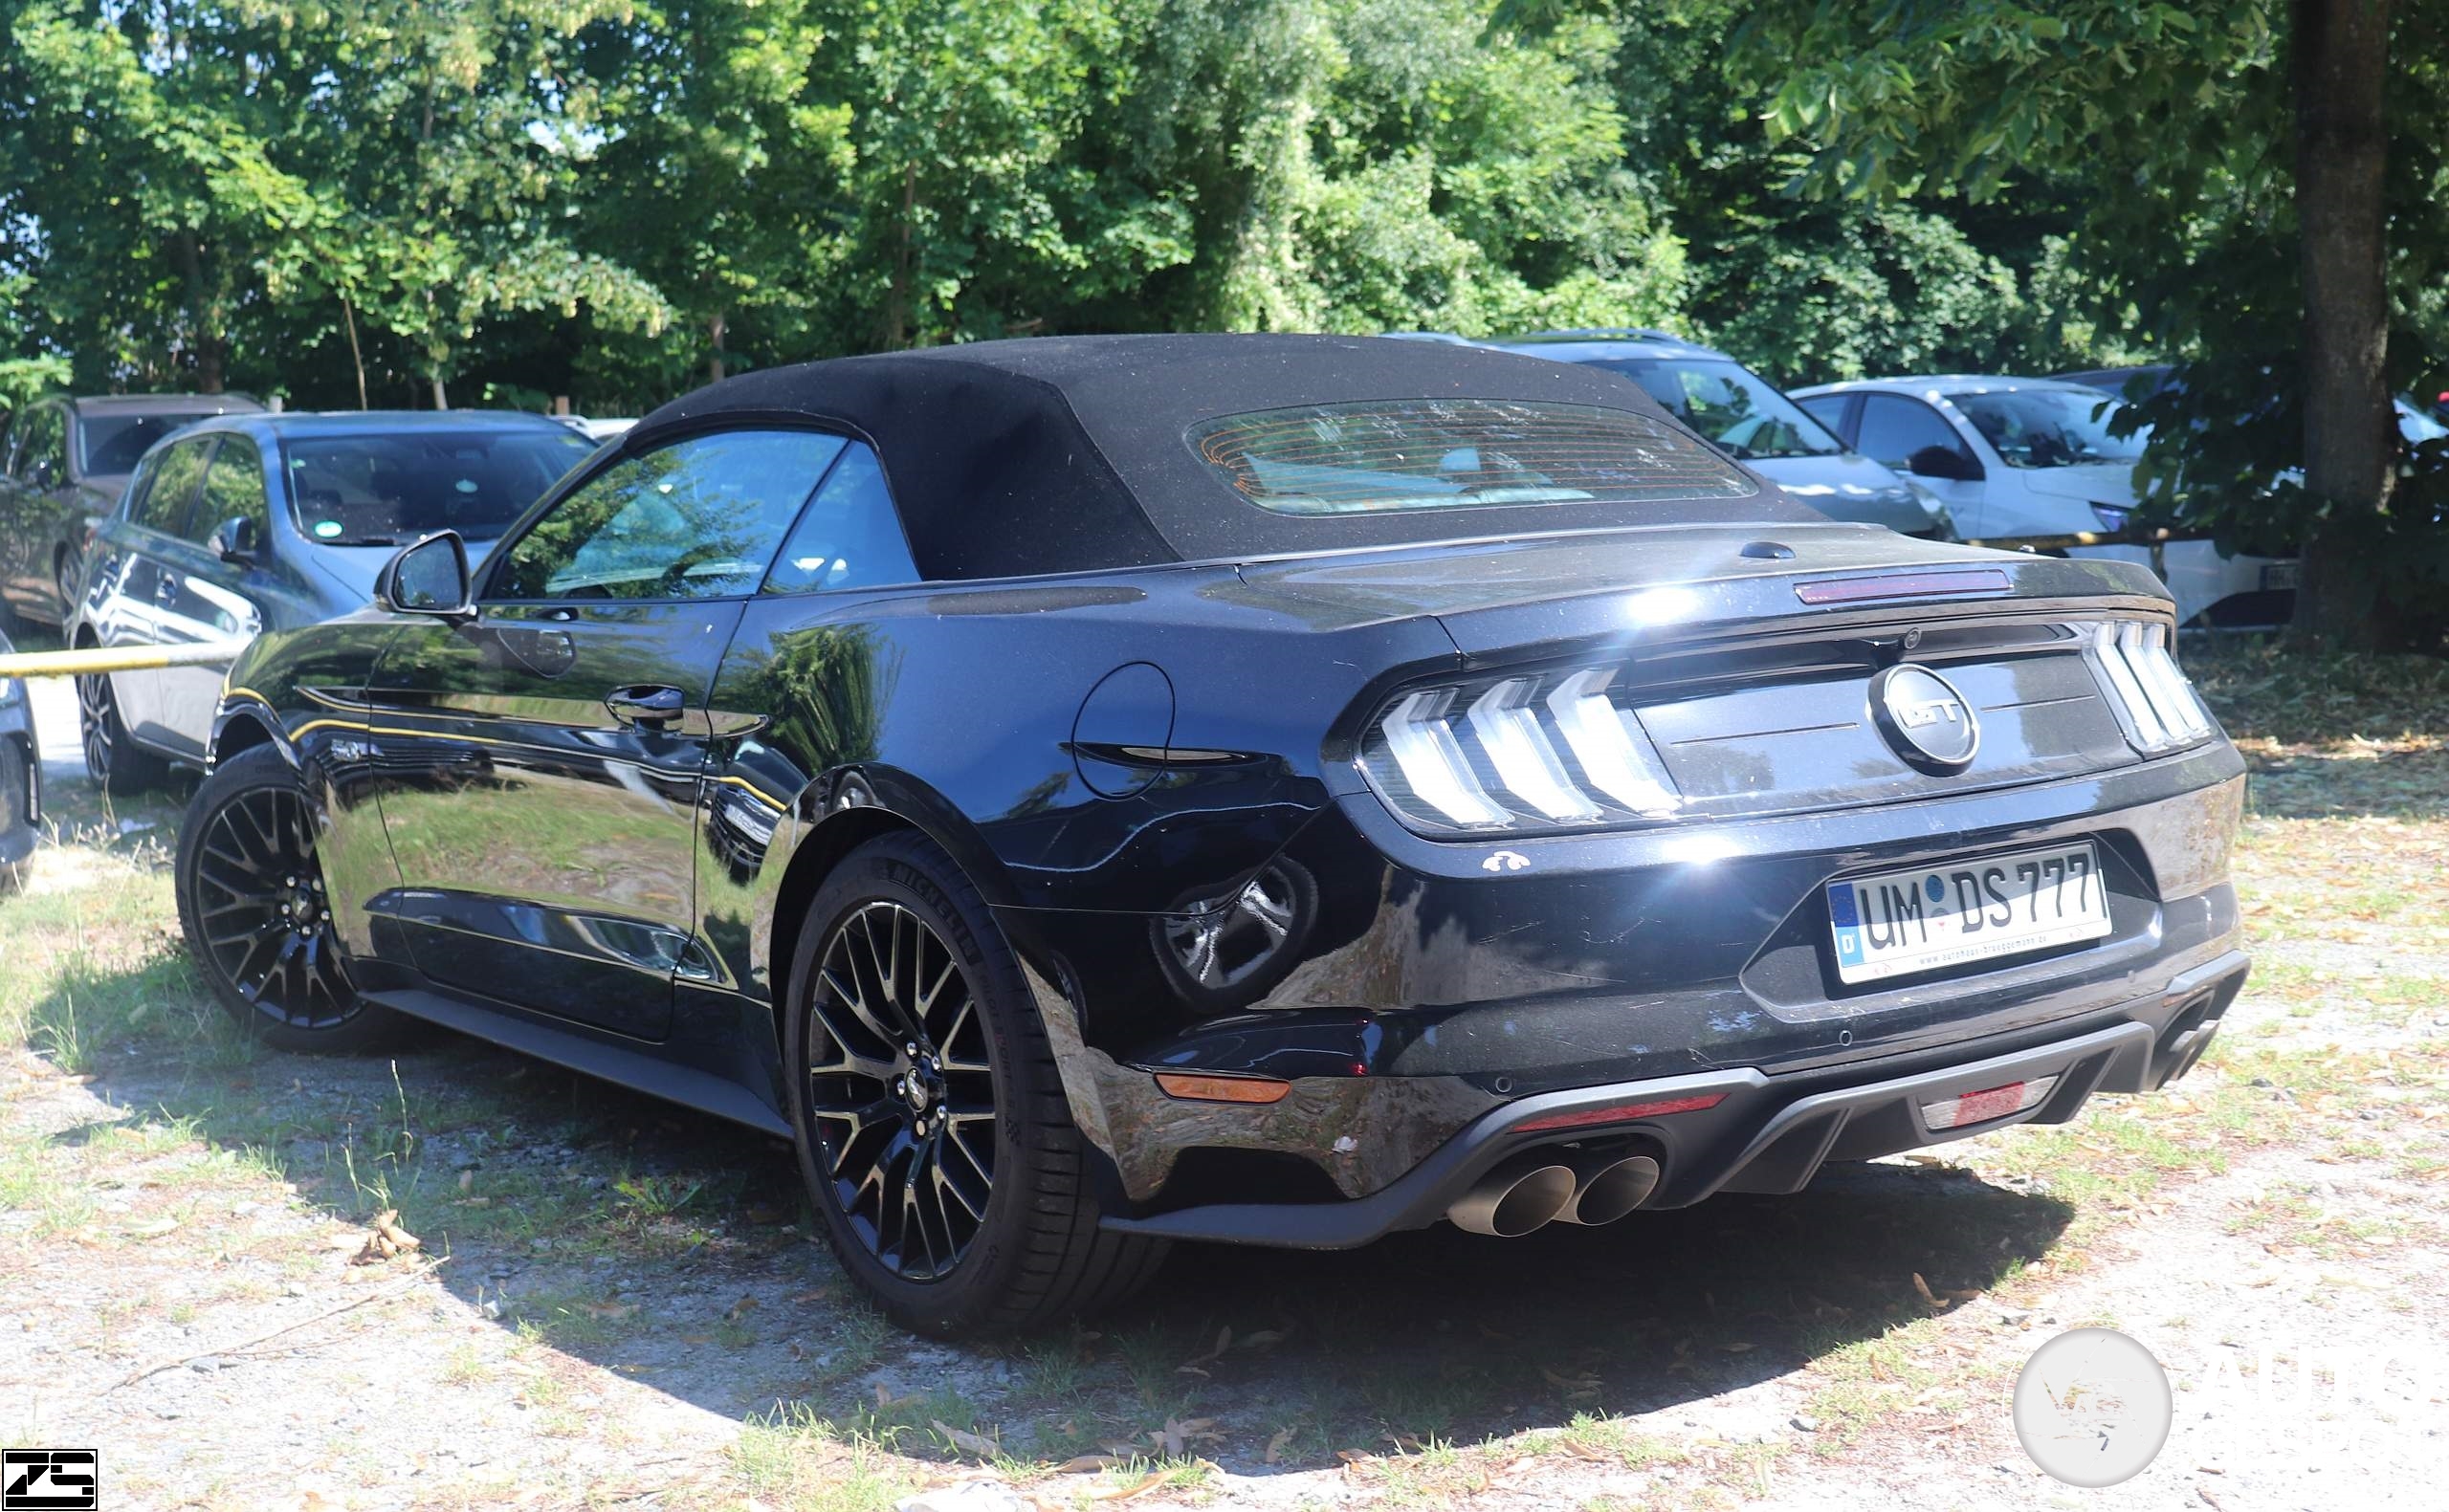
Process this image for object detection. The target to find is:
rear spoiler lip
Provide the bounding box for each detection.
[1793,567,2015,605]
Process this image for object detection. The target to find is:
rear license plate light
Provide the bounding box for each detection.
[1920,1075,2057,1131]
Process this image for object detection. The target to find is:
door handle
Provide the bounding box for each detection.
[605,684,687,728]
[155,574,180,603]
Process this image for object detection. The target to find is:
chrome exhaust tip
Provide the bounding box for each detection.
[1555,1151,1661,1227]
[1445,1154,1577,1237]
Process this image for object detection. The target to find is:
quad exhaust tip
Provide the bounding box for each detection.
[1554,1151,1661,1227]
[1447,1150,1662,1236]
[1446,1154,1577,1237]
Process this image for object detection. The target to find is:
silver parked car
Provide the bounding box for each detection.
[1480,330,1952,537]
[68,409,592,789]
[1793,375,2294,627]
[0,627,38,888]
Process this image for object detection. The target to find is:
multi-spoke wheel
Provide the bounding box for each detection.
[77,668,168,793]
[175,744,394,1051]
[1155,857,1314,1010]
[784,831,1167,1336]
[804,900,999,1280]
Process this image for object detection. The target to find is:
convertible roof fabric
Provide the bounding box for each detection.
[628,333,1822,581]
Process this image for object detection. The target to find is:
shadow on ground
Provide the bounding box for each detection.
[49,962,2074,1470]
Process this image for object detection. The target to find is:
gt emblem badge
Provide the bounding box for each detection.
[1869,664,1979,774]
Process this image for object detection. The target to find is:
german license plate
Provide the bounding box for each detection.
[1825,842,2110,985]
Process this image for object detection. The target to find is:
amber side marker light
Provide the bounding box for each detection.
[1513,1092,1726,1134]
[1154,1072,1292,1105]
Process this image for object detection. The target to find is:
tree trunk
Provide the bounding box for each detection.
[173,228,225,393]
[430,376,449,411]
[341,296,369,410]
[2291,0,2394,648]
[709,311,727,383]
[885,164,916,348]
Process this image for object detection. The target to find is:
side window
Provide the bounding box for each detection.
[763,444,917,595]
[492,429,847,602]
[15,405,66,487]
[134,437,216,537]
[1853,395,1968,471]
[192,435,271,546]
[1796,394,1853,442]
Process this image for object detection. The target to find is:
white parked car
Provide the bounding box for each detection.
[1792,375,2295,627]
[556,415,636,442]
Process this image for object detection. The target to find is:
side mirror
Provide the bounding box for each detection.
[375,531,474,619]
[1907,445,1985,483]
[211,515,259,564]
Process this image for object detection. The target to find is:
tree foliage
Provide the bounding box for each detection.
[1732,0,2449,646]
[3,0,2444,646]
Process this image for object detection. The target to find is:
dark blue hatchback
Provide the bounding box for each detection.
[66,411,593,788]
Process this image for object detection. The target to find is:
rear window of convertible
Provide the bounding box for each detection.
[1188,399,1759,516]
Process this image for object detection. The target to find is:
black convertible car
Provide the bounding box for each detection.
[182,336,2247,1334]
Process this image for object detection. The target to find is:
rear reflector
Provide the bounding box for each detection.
[1154,1072,1291,1105]
[1794,569,2012,605]
[1919,1075,2056,1131]
[1514,1092,1726,1133]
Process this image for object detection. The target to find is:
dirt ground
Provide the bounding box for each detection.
[3,641,2446,1512]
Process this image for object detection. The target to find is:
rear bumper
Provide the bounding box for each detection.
[1102,949,2244,1248]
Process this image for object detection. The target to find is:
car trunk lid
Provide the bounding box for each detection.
[1234,524,2195,833]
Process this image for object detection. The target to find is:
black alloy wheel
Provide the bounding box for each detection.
[77,668,168,792]
[803,899,999,1280]
[784,831,1166,1335]
[176,744,393,1052]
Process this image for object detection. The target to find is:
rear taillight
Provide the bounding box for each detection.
[2087,621,2213,753]
[1359,664,1681,834]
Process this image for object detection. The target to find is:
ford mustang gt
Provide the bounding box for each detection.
[180,335,2248,1335]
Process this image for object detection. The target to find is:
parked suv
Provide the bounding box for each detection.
[0,393,263,630]
[69,410,591,788]
[1792,376,2292,626]
[1482,330,1951,537]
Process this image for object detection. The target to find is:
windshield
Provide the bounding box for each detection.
[280,429,592,545]
[1951,388,2147,469]
[1190,399,1759,515]
[78,411,230,476]
[1580,358,1843,460]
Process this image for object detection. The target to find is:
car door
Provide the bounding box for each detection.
[1851,393,1988,537]
[361,427,849,1040]
[151,433,281,756]
[82,434,217,743]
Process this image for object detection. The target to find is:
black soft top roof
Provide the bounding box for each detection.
[629,333,1820,581]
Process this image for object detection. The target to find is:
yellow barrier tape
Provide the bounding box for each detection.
[0,642,246,679]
